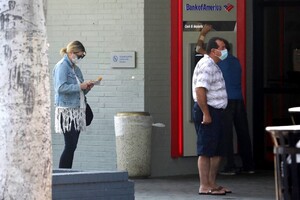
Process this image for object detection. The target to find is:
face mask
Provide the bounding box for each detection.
[71,54,81,64]
[217,49,228,60]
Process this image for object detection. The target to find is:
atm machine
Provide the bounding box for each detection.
[180,0,238,156]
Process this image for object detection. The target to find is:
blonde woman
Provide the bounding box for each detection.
[53,41,94,168]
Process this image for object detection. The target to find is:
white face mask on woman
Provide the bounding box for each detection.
[71,53,81,65]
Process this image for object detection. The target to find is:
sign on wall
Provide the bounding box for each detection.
[111,51,136,68]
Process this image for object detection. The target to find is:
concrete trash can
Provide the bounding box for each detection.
[114,112,152,177]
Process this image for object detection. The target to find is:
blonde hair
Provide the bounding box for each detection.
[60,41,86,56]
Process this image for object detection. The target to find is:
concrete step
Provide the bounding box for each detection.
[53,169,134,200]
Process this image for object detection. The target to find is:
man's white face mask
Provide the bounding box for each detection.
[217,49,228,60]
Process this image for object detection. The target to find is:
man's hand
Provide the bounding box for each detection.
[200,24,212,36]
[202,113,212,125]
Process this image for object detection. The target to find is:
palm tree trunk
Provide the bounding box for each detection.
[0,0,52,199]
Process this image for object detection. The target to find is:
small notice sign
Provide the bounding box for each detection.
[111,51,135,68]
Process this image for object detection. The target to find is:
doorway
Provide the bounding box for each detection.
[253,0,300,168]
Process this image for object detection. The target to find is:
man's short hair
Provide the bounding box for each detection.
[224,39,231,52]
[206,37,226,54]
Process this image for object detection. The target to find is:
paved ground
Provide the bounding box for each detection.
[133,170,276,200]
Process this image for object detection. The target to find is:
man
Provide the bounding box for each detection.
[218,40,255,174]
[192,37,230,195]
[196,25,255,175]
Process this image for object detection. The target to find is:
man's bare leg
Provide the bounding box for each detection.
[209,156,221,187]
[198,156,226,195]
[209,156,232,193]
[198,156,211,193]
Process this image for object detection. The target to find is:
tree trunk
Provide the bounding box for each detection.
[0,0,52,199]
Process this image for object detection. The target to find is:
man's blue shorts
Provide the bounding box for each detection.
[193,103,224,157]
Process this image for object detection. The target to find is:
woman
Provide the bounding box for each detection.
[53,41,94,168]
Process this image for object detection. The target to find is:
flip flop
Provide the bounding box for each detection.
[198,191,211,195]
[216,186,232,193]
[209,188,226,195]
[199,188,225,195]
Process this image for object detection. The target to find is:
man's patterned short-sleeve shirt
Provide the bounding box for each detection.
[192,54,227,109]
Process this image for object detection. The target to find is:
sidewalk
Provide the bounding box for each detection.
[134,170,275,200]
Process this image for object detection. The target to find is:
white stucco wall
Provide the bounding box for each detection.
[47,0,145,171]
[46,0,202,176]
